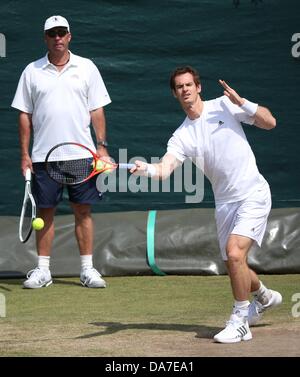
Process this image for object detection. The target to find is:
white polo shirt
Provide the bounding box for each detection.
[11,51,111,162]
[167,96,267,204]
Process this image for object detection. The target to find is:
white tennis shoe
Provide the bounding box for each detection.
[80,268,106,288]
[23,267,52,289]
[248,289,282,326]
[214,314,252,343]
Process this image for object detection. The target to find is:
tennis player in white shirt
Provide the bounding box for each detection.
[131,66,282,343]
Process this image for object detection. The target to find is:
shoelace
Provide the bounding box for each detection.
[83,268,102,282]
[256,301,265,313]
[225,315,246,328]
[252,298,267,313]
[254,291,273,306]
[225,320,233,328]
[26,268,45,280]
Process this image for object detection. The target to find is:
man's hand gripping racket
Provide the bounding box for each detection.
[45,142,135,185]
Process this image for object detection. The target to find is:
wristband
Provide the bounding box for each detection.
[240,99,258,116]
[146,164,157,177]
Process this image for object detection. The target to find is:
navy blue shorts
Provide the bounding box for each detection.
[32,163,102,208]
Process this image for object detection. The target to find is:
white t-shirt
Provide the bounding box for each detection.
[11,51,111,162]
[167,96,267,204]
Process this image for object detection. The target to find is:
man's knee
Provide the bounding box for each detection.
[71,203,91,219]
[226,235,253,263]
[226,247,244,264]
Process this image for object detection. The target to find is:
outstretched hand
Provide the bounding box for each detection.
[130,160,148,175]
[219,79,245,107]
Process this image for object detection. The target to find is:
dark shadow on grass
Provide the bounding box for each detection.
[0,284,12,291]
[52,279,82,287]
[0,278,82,288]
[76,321,222,340]
[249,323,270,328]
[0,279,22,288]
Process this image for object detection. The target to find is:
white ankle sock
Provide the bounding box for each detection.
[233,300,250,318]
[80,255,93,271]
[252,281,272,305]
[38,256,50,271]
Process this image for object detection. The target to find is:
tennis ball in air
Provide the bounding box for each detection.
[32,218,44,231]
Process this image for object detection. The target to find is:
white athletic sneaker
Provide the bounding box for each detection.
[23,267,52,289]
[80,268,106,288]
[214,314,252,343]
[248,289,282,326]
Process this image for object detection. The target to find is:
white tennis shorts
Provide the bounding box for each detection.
[215,182,272,261]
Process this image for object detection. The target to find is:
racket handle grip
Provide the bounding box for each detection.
[25,168,32,181]
[119,163,135,169]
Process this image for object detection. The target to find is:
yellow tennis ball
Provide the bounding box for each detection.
[92,160,106,171]
[103,167,114,174]
[32,218,44,231]
[97,160,106,171]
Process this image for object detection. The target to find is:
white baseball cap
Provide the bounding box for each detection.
[44,15,70,31]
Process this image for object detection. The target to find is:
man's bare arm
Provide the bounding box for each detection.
[219,79,276,130]
[19,111,32,175]
[132,152,182,179]
[90,107,110,158]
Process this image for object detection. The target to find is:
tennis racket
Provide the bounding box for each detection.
[19,168,36,243]
[45,142,135,185]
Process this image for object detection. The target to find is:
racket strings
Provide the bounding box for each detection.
[46,144,94,184]
[21,198,33,241]
[48,158,93,184]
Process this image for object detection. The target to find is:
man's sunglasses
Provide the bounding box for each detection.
[46,28,69,38]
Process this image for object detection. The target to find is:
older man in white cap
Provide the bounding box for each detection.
[43,15,71,67]
[11,15,112,289]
